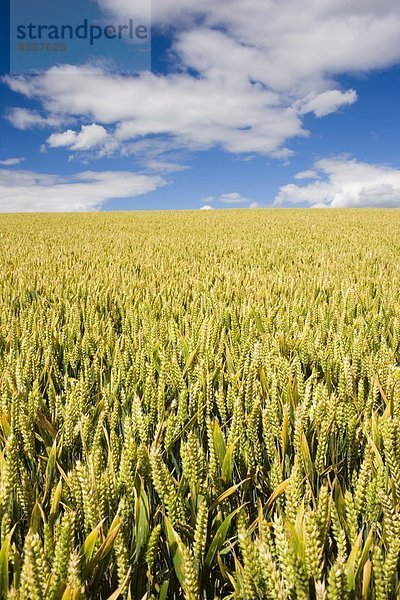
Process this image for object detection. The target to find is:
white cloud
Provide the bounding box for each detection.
[46,129,77,148]
[4,1,400,161]
[299,89,357,117]
[144,160,188,173]
[0,157,25,166]
[5,108,64,130]
[219,192,250,204]
[199,204,214,210]
[68,123,108,151]
[46,124,109,151]
[201,192,251,205]
[0,168,165,212]
[5,65,304,158]
[249,202,259,209]
[99,0,400,91]
[295,170,319,180]
[275,158,400,207]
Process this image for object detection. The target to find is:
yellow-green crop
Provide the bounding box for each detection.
[0,209,399,599]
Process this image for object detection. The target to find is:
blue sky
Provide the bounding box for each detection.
[0,0,400,211]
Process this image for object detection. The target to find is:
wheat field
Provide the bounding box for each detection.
[0,210,399,599]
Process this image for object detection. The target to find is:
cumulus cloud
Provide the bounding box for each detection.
[3,0,400,161]
[5,65,304,157]
[0,157,25,166]
[219,192,250,204]
[199,204,214,210]
[0,168,165,212]
[249,202,259,209]
[99,0,400,90]
[46,124,109,151]
[201,192,251,205]
[275,158,400,208]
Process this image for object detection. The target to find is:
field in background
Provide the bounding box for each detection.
[0,210,399,599]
